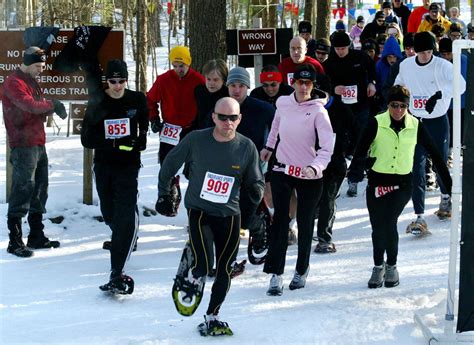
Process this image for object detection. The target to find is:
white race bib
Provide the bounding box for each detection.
[412,95,429,111]
[375,185,399,198]
[200,171,235,203]
[342,85,358,104]
[284,164,309,179]
[160,123,182,146]
[104,118,130,139]
[287,72,294,85]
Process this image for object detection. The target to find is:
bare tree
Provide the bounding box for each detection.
[188,0,226,73]
[316,0,331,39]
[444,0,460,12]
[268,0,279,28]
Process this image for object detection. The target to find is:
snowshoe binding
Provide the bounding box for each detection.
[406,218,431,237]
[99,273,134,295]
[434,197,452,220]
[171,242,205,316]
[197,315,233,336]
[230,260,247,278]
[247,200,272,265]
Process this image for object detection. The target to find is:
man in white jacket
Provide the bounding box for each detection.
[394,31,465,235]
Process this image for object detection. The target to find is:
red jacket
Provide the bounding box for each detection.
[2,69,54,147]
[278,56,325,85]
[146,68,205,128]
[407,7,429,33]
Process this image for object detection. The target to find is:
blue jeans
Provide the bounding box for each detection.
[412,115,450,214]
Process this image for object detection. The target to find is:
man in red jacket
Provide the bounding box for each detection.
[407,0,430,33]
[2,46,66,257]
[147,46,205,215]
[278,36,324,85]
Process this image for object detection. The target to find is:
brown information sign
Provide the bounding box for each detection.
[70,103,87,119]
[237,28,276,55]
[0,29,124,101]
[72,119,83,135]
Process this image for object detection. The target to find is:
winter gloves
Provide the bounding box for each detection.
[151,118,164,133]
[425,91,442,114]
[155,195,175,216]
[52,99,68,119]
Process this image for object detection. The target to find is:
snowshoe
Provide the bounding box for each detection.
[169,175,182,216]
[435,197,452,220]
[313,242,337,254]
[99,274,134,295]
[406,219,431,237]
[230,260,246,279]
[171,242,205,316]
[197,315,233,336]
[27,235,60,249]
[171,274,205,316]
[247,200,272,265]
[142,205,157,217]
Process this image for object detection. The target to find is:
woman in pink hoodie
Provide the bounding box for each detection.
[260,64,334,296]
[350,16,366,49]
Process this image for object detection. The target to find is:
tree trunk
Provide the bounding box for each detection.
[304,0,312,22]
[316,0,331,40]
[444,0,460,12]
[268,0,278,28]
[188,0,226,73]
[137,0,147,93]
[347,0,356,32]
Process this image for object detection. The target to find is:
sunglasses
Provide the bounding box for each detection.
[294,79,313,86]
[262,82,278,88]
[216,113,239,122]
[108,79,127,84]
[389,102,408,109]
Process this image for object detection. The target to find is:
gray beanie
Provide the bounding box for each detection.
[226,66,251,88]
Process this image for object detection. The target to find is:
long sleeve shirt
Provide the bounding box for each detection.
[265,94,334,179]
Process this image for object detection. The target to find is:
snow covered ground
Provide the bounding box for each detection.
[0,123,467,345]
[1,1,473,343]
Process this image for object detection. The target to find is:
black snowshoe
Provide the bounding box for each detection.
[99,274,134,295]
[247,200,272,265]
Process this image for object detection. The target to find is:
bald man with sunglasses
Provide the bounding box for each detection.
[157,97,264,335]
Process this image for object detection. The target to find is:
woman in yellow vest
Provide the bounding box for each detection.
[349,85,452,289]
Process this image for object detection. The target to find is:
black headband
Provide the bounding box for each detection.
[23,53,46,66]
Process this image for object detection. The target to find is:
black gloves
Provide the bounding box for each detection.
[118,132,147,152]
[52,100,68,119]
[151,118,163,133]
[425,91,442,114]
[135,131,147,152]
[155,195,175,216]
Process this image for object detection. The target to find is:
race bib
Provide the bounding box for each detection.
[104,118,130,139]
[412,96,428,111]
[287,73,294,85]
[200,171,235,204]
[375,185,399,198]
[284,165,309,179]
[160,123,182,146]
[342,85,358,104]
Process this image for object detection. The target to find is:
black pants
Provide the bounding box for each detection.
[94,162,140,274]
[188,209,240,316]
[316,156,347,244]
[366,183,412,266]
[8,146,48,219]
[264,171,323,276]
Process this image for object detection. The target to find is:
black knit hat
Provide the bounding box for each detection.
[331,31,351,47]
[414,31,436,53]
[106,59,128,79]
[298,20,312,33]
[382,1,392,9]
[403,33,415,48]
[375,11,385,20]
[315,38,331,53]
[356,16,365,23]
[438,38,452,53]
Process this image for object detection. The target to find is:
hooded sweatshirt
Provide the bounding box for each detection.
[376,36,403,94]
[265,93,334,179]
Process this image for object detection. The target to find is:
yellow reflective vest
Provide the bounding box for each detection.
[369,111,419,175]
